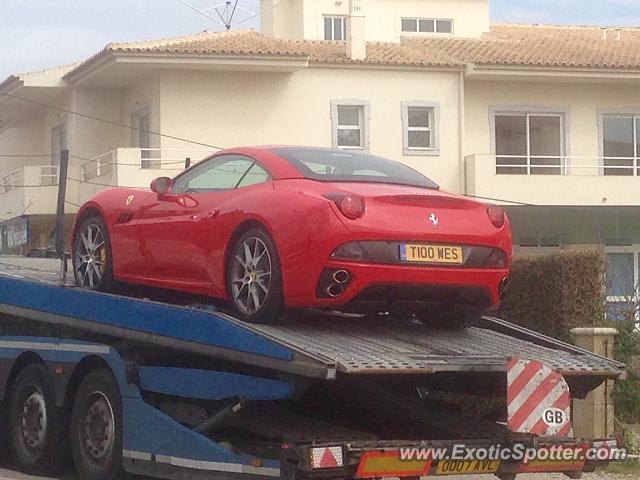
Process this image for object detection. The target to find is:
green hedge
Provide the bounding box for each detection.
[498,251,605,339]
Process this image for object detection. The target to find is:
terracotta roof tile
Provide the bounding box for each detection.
[408,24,640,69]
[66,23,640,80]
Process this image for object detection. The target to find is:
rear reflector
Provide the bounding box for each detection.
[310,446,344,469]
[355,451,432,479]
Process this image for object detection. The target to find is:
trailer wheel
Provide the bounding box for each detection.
[70,369,123,480]
[7,364,67,475]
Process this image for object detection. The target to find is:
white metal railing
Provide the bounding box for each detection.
[39,165,59,186]
[0,168,23,194]
[82,148,217,181]
[138,148,216,170]
[0,165,59,194]
[472,154,640,176]
[82,151,115,181]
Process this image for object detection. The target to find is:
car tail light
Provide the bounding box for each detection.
[324,193,365,220]
[310,446,344,469]
[487,205,505,228]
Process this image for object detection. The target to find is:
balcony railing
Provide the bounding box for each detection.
[493,155,640,176]
[81,148,216,182]
[465,155,640,206]
[1,165,59,194]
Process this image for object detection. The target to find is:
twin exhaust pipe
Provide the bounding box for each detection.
[326,270,350,298]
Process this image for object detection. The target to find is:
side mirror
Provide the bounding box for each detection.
[150,177,172,194]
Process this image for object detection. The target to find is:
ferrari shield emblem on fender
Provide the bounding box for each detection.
[429,212,439,228]
[125,195,135,206]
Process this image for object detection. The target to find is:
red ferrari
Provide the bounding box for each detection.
[72,146,512,324]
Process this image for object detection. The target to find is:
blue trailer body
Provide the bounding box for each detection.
[0,260,627,480]
[0,336,283,478]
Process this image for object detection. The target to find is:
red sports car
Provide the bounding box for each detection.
[72,146,512,324]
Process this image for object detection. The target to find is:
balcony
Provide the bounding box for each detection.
[465,155,640,206]
[0,165,81,221]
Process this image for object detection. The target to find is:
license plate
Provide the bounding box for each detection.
[436,460,500,475]
[400,244,464,264]
[355,451,432,478]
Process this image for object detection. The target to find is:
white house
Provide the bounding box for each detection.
[1,0,639,315]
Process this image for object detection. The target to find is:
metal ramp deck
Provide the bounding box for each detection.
[0,258,624,381]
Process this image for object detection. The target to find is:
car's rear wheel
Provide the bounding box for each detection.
[73,216,113,291]
[227,228,284,324]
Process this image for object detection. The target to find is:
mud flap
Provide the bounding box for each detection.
[506,357,572,437]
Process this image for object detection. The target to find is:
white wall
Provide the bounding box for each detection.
[464,79,640,206]
[157,67,462,192]
[261,0,490,41]
[0,115,48,176]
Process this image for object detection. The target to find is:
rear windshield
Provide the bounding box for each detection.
[274,148,439,189]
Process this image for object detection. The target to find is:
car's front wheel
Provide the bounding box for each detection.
[73,216,113,291]
[227,228,284,324]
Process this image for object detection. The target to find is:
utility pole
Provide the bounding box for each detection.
[55,149,69,284]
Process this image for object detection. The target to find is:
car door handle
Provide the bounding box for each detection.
[191,210,219,221]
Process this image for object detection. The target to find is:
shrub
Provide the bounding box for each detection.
[498,251,605,339]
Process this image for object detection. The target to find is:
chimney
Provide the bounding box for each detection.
[347,0,366,61]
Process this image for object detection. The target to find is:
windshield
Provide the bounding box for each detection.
[273,148,439,189]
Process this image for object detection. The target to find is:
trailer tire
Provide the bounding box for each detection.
[70,369,123,480]
[7,364,67,475]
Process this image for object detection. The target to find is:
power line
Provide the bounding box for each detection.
[0,91,224,150]
[175,0,227,27]
[236,0,281,26]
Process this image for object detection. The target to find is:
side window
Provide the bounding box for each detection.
[172,155,270,193]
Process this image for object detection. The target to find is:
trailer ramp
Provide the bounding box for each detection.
[0,258,624,382]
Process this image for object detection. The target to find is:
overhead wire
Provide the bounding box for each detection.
[0,91,224,150]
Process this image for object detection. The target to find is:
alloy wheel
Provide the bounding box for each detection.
[230,236,272,315]
[75,223,107,288]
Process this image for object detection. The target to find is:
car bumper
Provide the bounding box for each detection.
[296,259,509,310]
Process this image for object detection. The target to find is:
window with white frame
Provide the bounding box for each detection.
[494,112,565,175]
[132,109,157,169]
[605,246,639,322]
[324,16,347,41]
[331,101,370,150]
[401,18,453,34]
[402,102,439,155]
[601,114,640,176]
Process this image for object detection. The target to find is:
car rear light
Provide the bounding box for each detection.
[310,446,344,469]
[485,249,508,268]
[324,193,366,220]
[487,205,505,228]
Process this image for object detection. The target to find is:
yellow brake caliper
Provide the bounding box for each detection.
[99,247,106,273]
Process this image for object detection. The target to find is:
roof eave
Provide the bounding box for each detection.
[64,50,312,85]
[466,63,640,81]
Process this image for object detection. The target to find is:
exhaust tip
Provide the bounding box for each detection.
[500,276,510,299]
[332,270,350,285]
[326,284,345,298]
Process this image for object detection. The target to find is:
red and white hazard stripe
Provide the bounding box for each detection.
[507,358,572,437]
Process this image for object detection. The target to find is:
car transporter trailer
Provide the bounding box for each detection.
[0,258,626,480]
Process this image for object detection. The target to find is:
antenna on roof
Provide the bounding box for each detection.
[175,0,257,30]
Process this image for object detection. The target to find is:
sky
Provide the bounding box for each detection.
[1,0,640,80]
